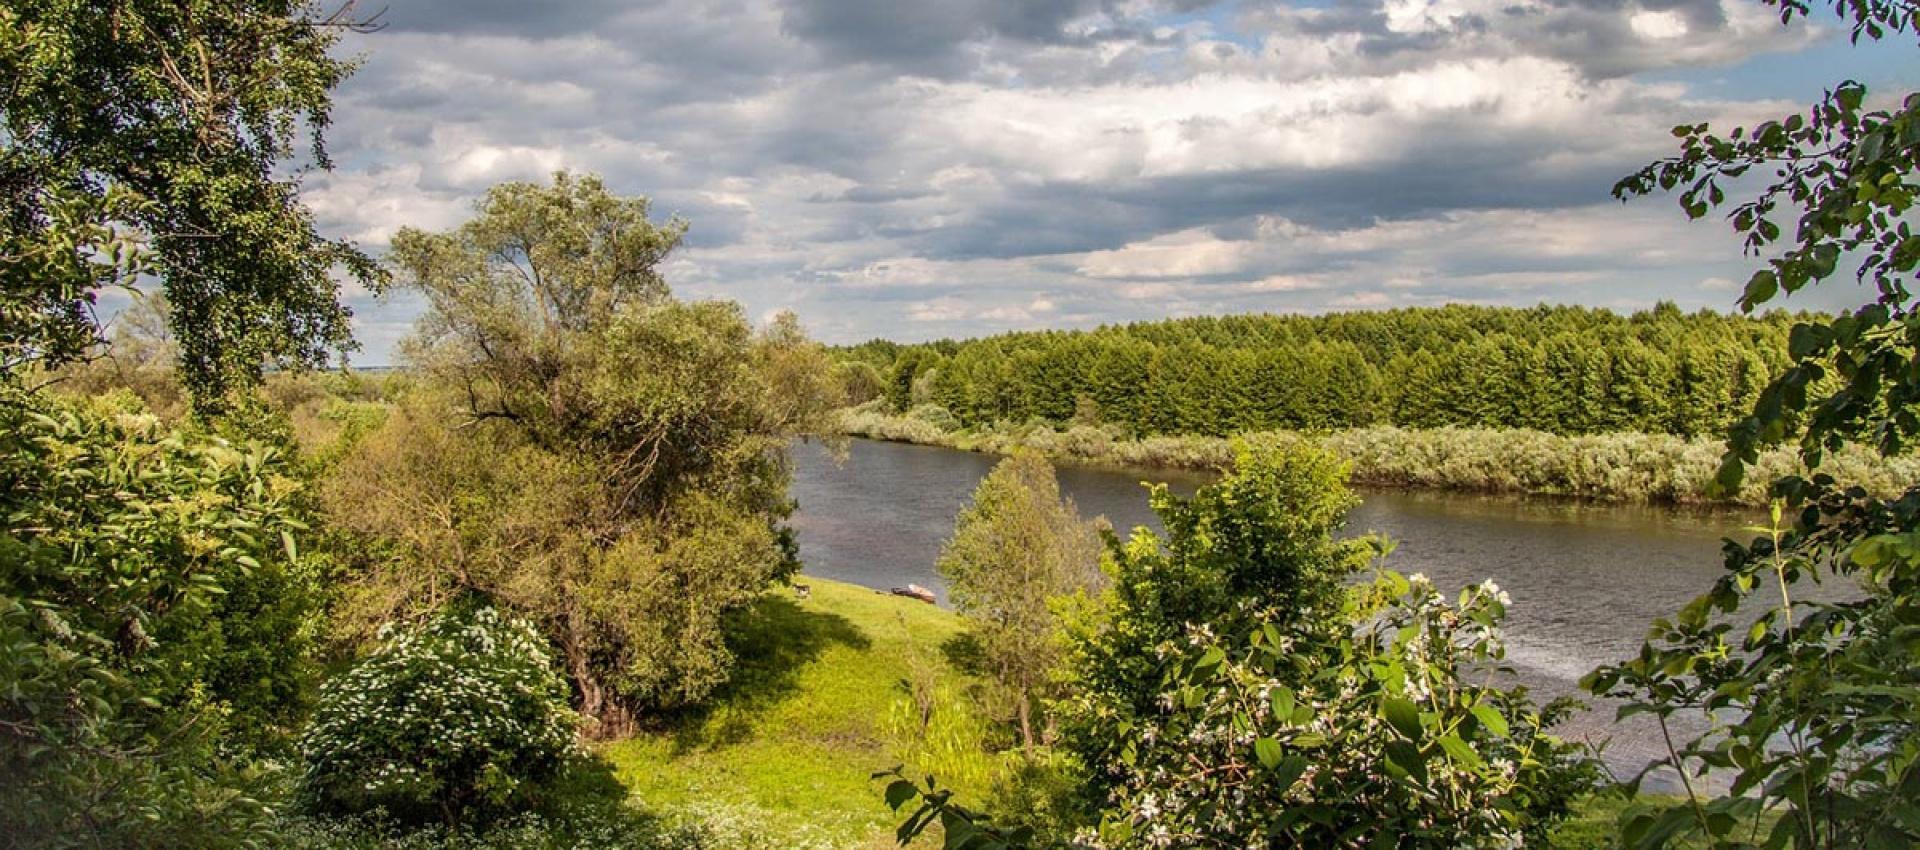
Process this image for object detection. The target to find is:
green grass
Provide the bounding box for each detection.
[602,576,983,849]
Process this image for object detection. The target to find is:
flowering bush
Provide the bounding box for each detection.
[885,437,1596,849]
[298,602,579,825]
[1097,571,1597,848]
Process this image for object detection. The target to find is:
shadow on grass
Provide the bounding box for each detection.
[939,630,988,677]
[658,593,870,754]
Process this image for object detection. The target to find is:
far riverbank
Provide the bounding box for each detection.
[834,403,1920,506]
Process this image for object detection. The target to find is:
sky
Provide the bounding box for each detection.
[304,0,1914,364]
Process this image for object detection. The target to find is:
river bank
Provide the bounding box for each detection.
[835,404,1920,506]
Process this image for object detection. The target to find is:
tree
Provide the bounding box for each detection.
[835,358,887,406]
[0,3,367,842]
[890,438,1594,849]
[0,0,384,408]
[1586,2,1920,846]
[331,173,836,732]
[936,452,1102,754]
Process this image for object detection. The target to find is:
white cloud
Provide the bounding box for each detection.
[307,0,1853,358]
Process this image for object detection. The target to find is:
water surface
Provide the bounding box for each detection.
[786,437,1777,784]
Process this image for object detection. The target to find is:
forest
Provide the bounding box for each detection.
[3,1,1917,849]
[837,306,1799,438]
[829,308,1920,505]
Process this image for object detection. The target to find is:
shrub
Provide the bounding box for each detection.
[298,602,579,826]
[0,389,313,848]
[886,438,1597,848]
[1092,572,1598,848]
[830,408,1920,505]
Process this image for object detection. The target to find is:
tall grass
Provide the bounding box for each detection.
[834,404,1920,506]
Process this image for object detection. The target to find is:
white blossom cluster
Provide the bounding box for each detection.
[298,603,580,816]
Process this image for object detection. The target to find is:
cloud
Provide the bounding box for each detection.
[310,0,1854,359]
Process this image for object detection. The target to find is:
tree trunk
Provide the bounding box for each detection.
[1017,686,1035,757]
[559,616,634,739]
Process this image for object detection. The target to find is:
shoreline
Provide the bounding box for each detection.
[832,407,1920,508]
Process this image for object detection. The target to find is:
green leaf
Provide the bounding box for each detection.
[1270,686,1296,723]
[1383,697,1423,741]
[1742,269,1778,307]
[1271,755,1310,793]
[1190,646,1226,682]
[1254,736,1283,770]
[884,779,919,811]
[1436,733,1484,770]
[1468,704,1510,738]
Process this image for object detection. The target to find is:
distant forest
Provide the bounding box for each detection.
[839,303,1807,438]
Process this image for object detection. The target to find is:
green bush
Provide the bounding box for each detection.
[885,438,1597,848]
[298,602,579,826]
[1092,571,1599,848]
[0,389,314,848]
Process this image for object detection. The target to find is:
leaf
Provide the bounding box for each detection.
[1190,646,1226,682]
[1271,755,1310,792]
[1254,736,1283,770]
[1468,704,1510,738]
[1270,686,1296,723]
[884,779,919,811]
[1436,733,1484,770]
[1383,697,1423,741]
[1384,740,1428,785]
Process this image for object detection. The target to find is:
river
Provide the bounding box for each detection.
[784,436,1771,785]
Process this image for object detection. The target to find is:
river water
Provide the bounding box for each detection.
[785,437,1770,784]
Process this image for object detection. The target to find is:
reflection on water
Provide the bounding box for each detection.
[785,437,1783,785]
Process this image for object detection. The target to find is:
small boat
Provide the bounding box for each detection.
[889,584,937,604]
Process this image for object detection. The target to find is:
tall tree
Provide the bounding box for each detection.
[0,0,383,408]
[332,173,836,733]
[937,452,1102,754]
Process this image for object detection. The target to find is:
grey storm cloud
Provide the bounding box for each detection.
[373,0,653,36]
[311,0,1841,354]
[775,0,1153,73]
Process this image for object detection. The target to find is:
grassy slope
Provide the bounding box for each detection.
[602,576,977,849]
[603,575,1633,849]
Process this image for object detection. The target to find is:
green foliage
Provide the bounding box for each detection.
[836,359,888,406]
[0,388,315,847]
[0,0,382,406]
[331,173,838,731]
[938,452,1102,752]
[840,305,1801,440]
[887,349,947,413]
[298,601,579,826]
[1087,571,1598,848]
[1584,502,1920,849]
[895,439,1595,848]
[1055,437,1378,801]
[838,411,1920,506]
[1587,4,1920,849]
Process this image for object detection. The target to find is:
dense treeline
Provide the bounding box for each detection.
[841,304,1804,438]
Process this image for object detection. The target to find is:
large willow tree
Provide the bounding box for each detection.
[326,172,839,733]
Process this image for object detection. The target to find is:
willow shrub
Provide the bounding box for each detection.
[298,602,579,826]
